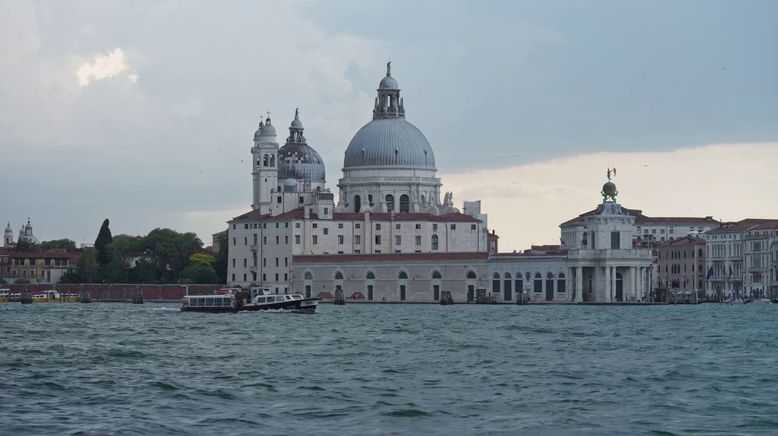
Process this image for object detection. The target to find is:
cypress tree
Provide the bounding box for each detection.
[95,218,113,266]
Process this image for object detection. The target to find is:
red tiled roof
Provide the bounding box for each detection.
[293,252,489,264]
[655,235,705,247]
[706,218,778,234]
[10,250,71,259]
[233,208,481,223]
[560,205,718,227]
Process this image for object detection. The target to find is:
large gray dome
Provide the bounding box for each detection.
[343,118,436,168]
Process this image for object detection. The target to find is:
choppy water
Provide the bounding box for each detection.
[1,303,778,435]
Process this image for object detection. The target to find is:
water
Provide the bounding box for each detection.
[1,303,777,435]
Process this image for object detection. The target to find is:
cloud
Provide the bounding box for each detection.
[443,143,778,252]
[76,47,136,87]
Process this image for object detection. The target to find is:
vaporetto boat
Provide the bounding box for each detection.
[181,288,319,314]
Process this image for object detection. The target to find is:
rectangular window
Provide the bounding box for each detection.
[433,224,438,231]
[232,237,236,246]
[313,223,318,228]
[395,224,401,230]
[284,258,288,267]
[263,258,266,267]
[324,207,329,215]
[263,236,267,245]
[395,235,402,245]
[243,258,247,267]
[415,235,421,246]
[275,236,279,244]
[232,258,236,267]
[354,235,361,245]
[415,224,421,230]
[375,235,381,245]
[295,235,301,244]
[275,258,279,267]
[338,235,344,245]
[295,222,301,228]
[285,235,289,244]
[338,223,344,229]
[275,273,279,281]
[277,196,282,204]
[355,223,361,229]
[450,224,456,230]
[611,231,620,249]
[323,228,329,235]
[312,235,318,245]
[376,223,381,230]
[471,224,477,230]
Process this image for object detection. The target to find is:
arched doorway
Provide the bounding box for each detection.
[545,272,555,301]
[503,272,512,302]
[398,271,408,301]
[466,271,477,302]
[615,272,624,301]
[354,195,361,213]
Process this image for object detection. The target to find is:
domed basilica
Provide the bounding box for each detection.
[228,64,663,304]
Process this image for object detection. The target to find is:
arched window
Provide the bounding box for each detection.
[335,271,344,280]
[432,271,442,279]
[503,272,512,301]
[304,271,313,280]
[263,154,269,166]
[557,273,566,293]
[534,273,543,293]
[354,195,361,213]
[431,234,439,251]
[269,154,275,167]
[492,272,500,294]
[385,194,395,212]
[398,271,408,280]
[366,271,375,280]
[399,194,410,213]
[467,271,477,280]
[420,194,426,205]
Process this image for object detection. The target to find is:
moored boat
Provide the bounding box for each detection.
[180,288,319,314]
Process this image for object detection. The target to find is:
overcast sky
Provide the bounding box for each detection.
[2,0,777,251]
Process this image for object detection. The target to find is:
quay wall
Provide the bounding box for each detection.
[1,283,224,301]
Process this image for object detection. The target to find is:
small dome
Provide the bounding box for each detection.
[602,181,617,197]
[291,118,303,129]
[254,118,276,140]
[379,75,399,90]
[278,143,326,183]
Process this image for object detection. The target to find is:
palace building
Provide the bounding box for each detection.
[226,64,717,303]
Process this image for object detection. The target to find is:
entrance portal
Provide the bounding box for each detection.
[615,272,624,301]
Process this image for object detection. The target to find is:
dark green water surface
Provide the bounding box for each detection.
[1,303,777,435]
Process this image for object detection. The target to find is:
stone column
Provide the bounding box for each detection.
[575,266,584,302]
[604,265,611,303]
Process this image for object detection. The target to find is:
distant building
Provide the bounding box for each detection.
[655,236,706,299]
[226,64,739,303]
[0,248,80,284]
[703,219,778,299]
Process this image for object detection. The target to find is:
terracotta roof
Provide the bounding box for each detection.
[560,204,718,227]
[293,252,488,264]
[655,235,705,247]
[706,218,778,234]
[233,208,481,223]
[9,250,71,259]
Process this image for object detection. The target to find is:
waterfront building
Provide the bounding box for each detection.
[655,236,706,301]
[227,64,721,303]
[703,219,778,299]
[0,248,79,284]
[743,221,778,299]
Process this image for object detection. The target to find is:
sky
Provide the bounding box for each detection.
[1,0,777,251]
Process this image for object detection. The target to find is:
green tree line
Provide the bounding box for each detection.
[59,219,228,284]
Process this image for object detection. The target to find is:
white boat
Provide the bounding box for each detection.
[181,288,319,313]
[752,298,773,304]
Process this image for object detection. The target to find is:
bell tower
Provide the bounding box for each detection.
[251,114,279,213]
[3,222,13,247]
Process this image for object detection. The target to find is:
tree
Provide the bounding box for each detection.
[109,234,144,267]
[177,265,219,284]
[144,228,203,283]
[189,253,215,267]
[94,219,113,266]
[40,239,77,251]
[75,248,98,283]
[213,231,228,284]
[12,239,39,252]
[98,259,129,283]
[129,259,160,284]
